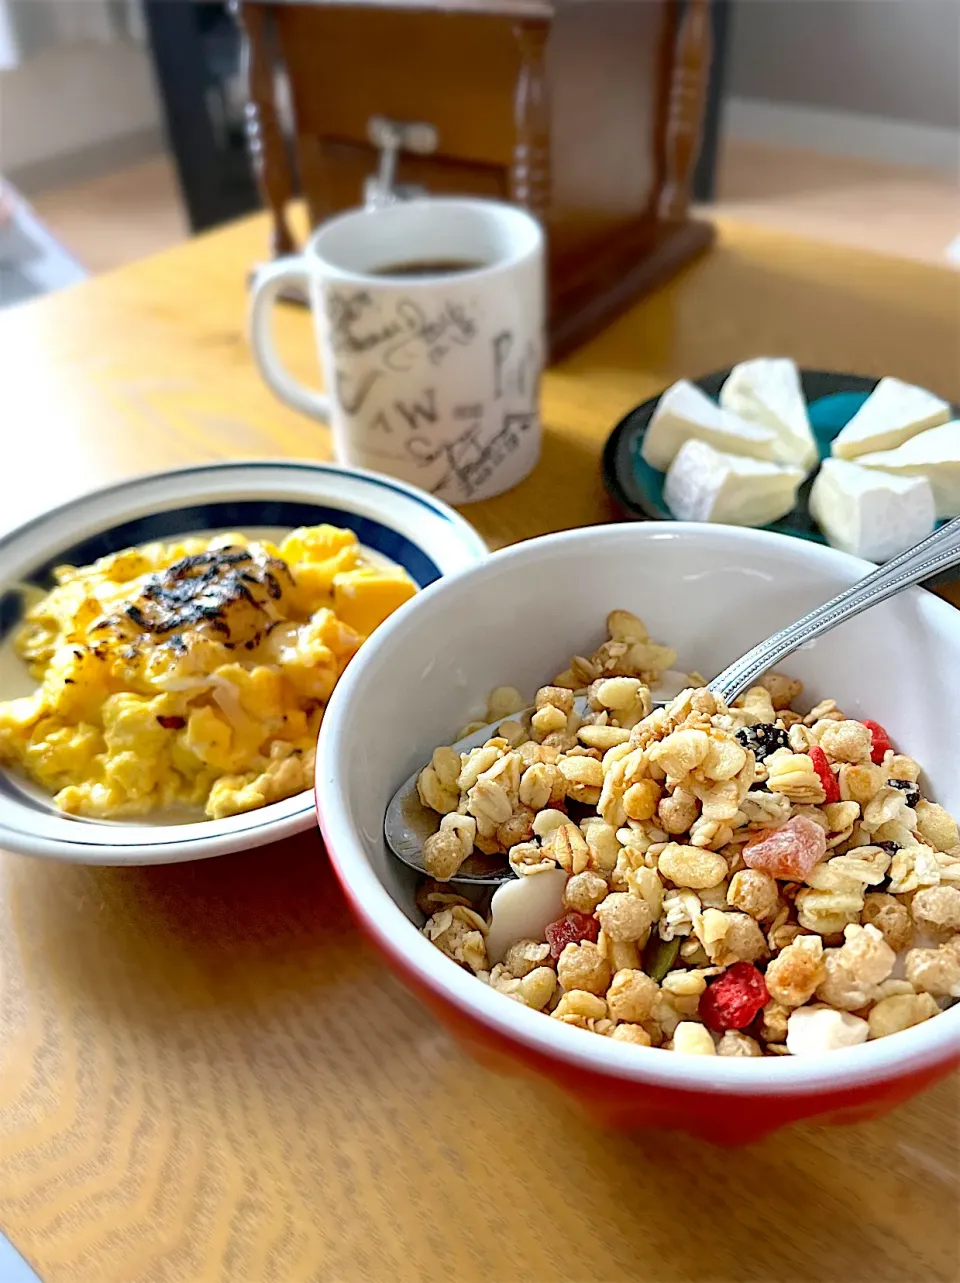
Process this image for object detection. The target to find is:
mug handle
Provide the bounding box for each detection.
[248,256,331,421]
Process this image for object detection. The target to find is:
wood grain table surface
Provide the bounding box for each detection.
[0,212,958,1283]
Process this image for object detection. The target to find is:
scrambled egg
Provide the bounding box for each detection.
[0,525,416,820]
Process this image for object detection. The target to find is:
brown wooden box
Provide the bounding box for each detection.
[238,0,715,357]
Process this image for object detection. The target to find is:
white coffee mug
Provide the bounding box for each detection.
[249,198,545,505]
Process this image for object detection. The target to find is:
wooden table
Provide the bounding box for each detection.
[1,214,958,1283]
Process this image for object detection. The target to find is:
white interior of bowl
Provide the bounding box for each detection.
[318,522,960,1094]
[0,460,486,863]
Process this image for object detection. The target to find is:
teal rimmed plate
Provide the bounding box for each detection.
[601,368,924,543]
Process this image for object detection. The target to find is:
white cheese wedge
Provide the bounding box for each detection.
[856,421,960,518]
[719,357,818,472]
[663,438,804,527]
[832,377,951,460]
[641,379,777,471]
[809,458,935,561]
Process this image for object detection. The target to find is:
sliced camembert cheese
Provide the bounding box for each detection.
[663,438,804,527]
[856,421,960,518]
[832,377,951,460]
[719,357,818,472]
[809,458,935,561]
[640,379,777,471]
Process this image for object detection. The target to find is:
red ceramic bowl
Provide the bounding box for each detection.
[316,524,960,1143]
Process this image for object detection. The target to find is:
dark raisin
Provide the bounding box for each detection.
[889,778,920,808]
[872,839,900,892]
[735,723,788,762]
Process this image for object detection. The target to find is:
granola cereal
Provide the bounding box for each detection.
[415,612,959,1057]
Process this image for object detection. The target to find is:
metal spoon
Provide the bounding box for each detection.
[385,516,960,885]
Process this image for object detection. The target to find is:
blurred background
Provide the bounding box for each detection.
[1,0,958,309]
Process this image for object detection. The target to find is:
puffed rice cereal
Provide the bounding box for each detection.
[414,611,959,1056]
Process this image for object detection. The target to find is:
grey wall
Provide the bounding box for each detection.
[0,42,161,175]
[728,0,960,130]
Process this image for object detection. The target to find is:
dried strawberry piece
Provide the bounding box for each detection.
[807,745,840,803]
[862,719,893,765]
[699,963,769,1032]
[545,912,600,958]
[742,814,827,880]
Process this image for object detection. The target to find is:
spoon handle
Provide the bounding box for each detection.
[712,515,960,706]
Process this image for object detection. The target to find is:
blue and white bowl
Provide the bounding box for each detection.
[0,461,487,864]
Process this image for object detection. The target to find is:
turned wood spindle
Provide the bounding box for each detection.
[234,0,297,258]
[659,0,712,223]
[510,20,551,221]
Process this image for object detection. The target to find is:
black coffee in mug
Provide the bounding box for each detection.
[370,258,486,278]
